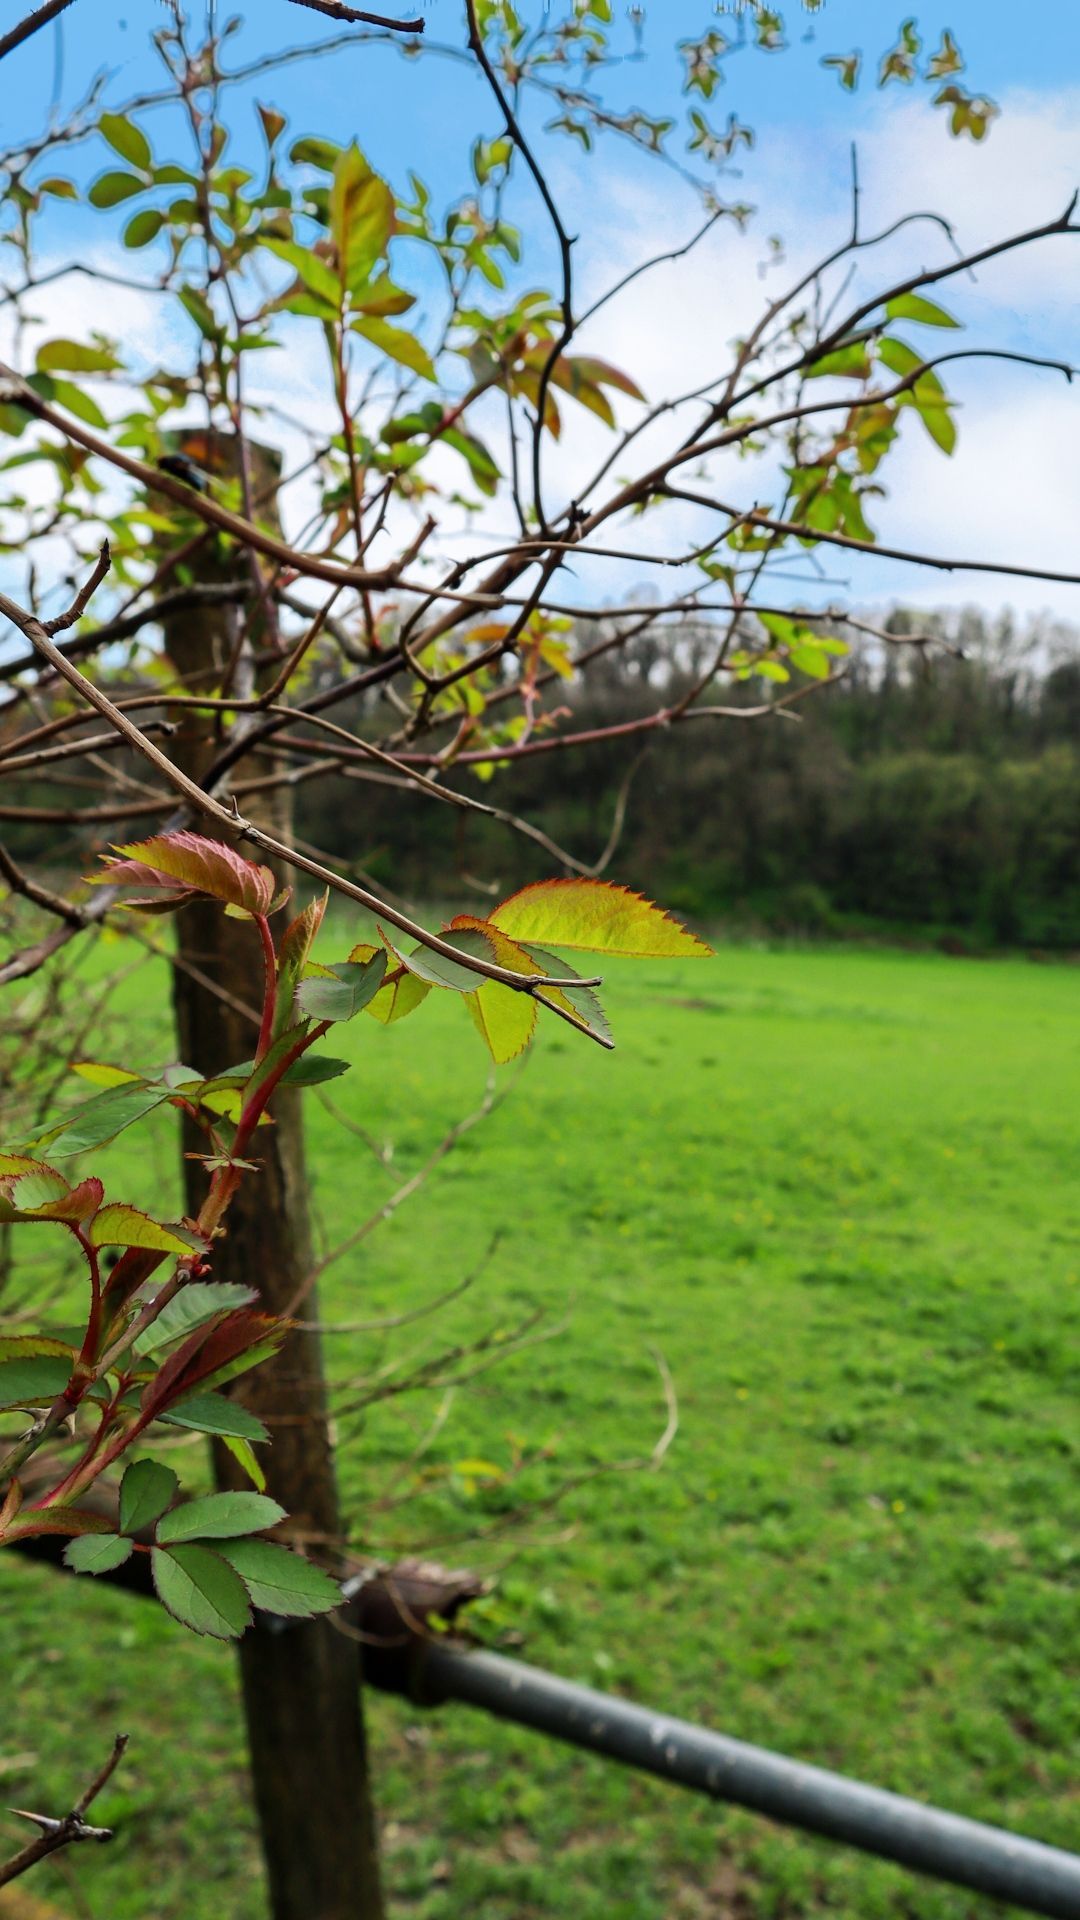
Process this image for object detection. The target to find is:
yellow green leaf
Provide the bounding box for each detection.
[349,941,431,1024]
[71,1061,143,1088]
[87,1204,207,1255]
[489,880,712,957]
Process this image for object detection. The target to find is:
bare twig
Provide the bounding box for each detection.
[0,1734,128,1890]
[0,0,76,63]
[285,0,423,29]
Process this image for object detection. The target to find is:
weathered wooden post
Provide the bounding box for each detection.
[158,431,384,1920]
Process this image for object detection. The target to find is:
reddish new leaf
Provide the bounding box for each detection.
[140,1309,286,1424]
[91,831,277,917]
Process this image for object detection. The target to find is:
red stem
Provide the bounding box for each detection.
[254,913,277,1062]
[73,1228,103,1377]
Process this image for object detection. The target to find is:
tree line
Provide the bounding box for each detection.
[290,605,1080,950]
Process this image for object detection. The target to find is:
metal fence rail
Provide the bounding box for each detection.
[16,1541,1080,1917]
[409,1642,1080,1920]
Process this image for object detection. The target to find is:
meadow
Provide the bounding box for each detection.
[1,936,1078,1919]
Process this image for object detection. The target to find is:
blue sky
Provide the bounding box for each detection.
[3,2,1080,623]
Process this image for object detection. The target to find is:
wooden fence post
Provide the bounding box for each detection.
[159,432,384,1920]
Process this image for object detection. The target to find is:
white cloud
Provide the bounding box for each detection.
[3,88,1078,631]
[534,84,1080,621]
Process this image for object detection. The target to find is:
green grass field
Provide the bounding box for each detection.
[2,936,1078,1918]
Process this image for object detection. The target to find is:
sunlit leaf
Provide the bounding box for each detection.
[220,1435,267,1490]
[36,339,122,374]
[295,950,387,1023]
[88,170,146,209]
[447,916,538,1063]
[490,880,712,957]
[99,112,152,171]
[70,1061,143,1088]
[884,293,959,329]
[87,1204,207,1256]
[351,316,435,382]
[350,942,431,1024]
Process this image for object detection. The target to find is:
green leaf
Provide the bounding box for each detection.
[217,1538,341,1619]
[295,951,387,1023]
[30,1084,168,1158]
[88,170,147,209]
[124,208,166,250]
[352,274,415,319]
[264,237,343,308]
[0,1333,73,1363]
[522,945,613,1047]
[350,317,435,382]
[35,339,121,374]
[381,932,490,994]
[157,1491,285,1545]
[120,1458,180,1534]
[288,1053,353,1087]
[44,378,107,429]
[441,425,501,495]
[178,285,220,341]
[884,293,959,329]
[330,145,394,287]
[350,941,430,1025]
[789,642,832,680]
[877,336,944,393]
[490,880,712,958]
[158,1391,269,1443]
[88,1203,206,1256]
[135,1284,258,1358]
[914,401,956,455]
[0,1164,103,1224]
[445,916,540,1063]
[99,112,152,171]
[70,1061,143,1088]
[0,1355,71,1409]
[289,136,342,171]
[151,1543,252,1638]
[63,1532,134,1575]
[805,343,871,380]
[220,1434,267,1491]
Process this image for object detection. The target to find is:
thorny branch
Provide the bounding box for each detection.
[0,1734,128,1890]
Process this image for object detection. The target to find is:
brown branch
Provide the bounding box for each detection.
[0,1734,128,1890]
[286,0,424,29]
[0,364,413,594]
[464,0,574,531]
[0,0,76,62]
[0,583,251,687]
[675,493,1080,591]
[0,843,86,927]
[0,555,612,1020]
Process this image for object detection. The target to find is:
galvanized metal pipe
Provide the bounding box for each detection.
[419,1644,1080,1919]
